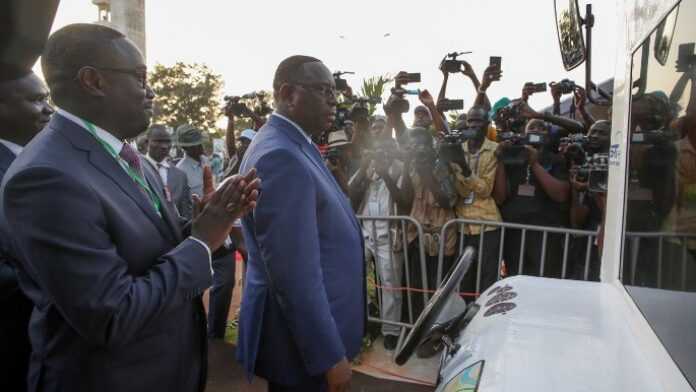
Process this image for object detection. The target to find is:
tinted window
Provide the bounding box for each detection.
[623,1,696,386]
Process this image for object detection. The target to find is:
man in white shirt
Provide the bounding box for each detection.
[145,124,193,219]
[0,69,54,392]
[176,124,209,198]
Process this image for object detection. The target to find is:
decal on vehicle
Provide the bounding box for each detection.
[486,291,517,307]
[484,302,516,317]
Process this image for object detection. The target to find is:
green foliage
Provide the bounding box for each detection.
[360,74,392,116]
[149,62,224,137]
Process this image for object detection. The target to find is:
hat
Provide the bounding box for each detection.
[327,130,351,148]
[490,97,511,120]
[372,115,387,123]
[239,128,256,141]
[176,124,206,147]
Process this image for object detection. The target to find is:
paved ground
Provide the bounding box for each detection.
[206,341,436,392]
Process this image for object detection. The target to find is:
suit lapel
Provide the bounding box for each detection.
[0,144,16,178]
[54,115,175,242]
[143,163,182,242]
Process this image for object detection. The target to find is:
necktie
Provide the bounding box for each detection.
[119,143,144,178]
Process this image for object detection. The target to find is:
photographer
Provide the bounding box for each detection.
[568,120,611,280]
[438,57,492,112]
[348,136,406,350]
[399,127,458,320]
[418,89,450,139]
[324,130,352,195]
[497,119,571,278]
[445,106,503,292]
[223,97,265,177]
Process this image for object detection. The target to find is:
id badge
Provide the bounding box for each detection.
[518,184,536,197]
[463,192,475,205]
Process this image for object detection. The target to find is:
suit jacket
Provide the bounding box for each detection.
[0,142,33,391]
[237,115,365,386]
[143,158,193,221]
[168,165,193,220]
[0,114,213,392]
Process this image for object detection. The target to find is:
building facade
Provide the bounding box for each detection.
[92,0,146,59]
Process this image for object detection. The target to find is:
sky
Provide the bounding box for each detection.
[45,0,617,118]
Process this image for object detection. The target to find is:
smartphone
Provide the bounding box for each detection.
[677,43,695,72]
[532,82,547,93]
[405,72,421,83]
[489,56,502,69]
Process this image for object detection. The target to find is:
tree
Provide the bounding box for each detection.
[148,62,224,137]
[360,74,392,116]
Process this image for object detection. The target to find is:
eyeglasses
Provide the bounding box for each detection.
[95,67,149,89]
[295,83,336,99]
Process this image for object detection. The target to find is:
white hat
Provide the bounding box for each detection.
[327,130,351,147]
[240,128,256,141]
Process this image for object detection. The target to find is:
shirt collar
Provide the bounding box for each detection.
[0,139,23,156]
[57,108,124,154]
[146,153,170,168]
[272,112,313,144]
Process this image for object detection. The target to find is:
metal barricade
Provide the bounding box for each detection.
[437,219,599,297]
[624,231,696,290]
[356,215,429,341]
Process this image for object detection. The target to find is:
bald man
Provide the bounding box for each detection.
[0,70,54,392]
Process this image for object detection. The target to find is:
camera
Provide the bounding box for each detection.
[441,51,472,74]
[630,128,678,145]
[385,88,414,114]
[558,79,577,95]
[333,71,355,91]
[575,153,609,193]
[350,96,382,122]
[224,92,273,117]
[526,82,548,93]
[677,43,696,73]
[494,101,527,133]
[561,133,589,145]
[437,98,464,112]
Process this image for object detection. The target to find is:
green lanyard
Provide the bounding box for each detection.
[82,120,162,216]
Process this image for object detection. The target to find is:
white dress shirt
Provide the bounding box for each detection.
[272,112,314,145]
[145,154,170,185]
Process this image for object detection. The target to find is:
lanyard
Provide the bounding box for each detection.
[82,120,162,216]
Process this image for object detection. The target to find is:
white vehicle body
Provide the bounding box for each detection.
[433,0,696,390]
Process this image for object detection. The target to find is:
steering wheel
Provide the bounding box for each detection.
[395,247,476,365]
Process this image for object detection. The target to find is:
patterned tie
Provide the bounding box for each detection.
[119,143,144,178]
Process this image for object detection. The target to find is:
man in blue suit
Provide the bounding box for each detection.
[0,70,54,392]
[237,56,365,392]
[0,24,259,392]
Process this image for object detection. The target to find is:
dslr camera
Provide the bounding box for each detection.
[558,79,577,95]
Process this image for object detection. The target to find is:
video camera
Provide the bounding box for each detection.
[630,128,678,145]
[223,92,273,117]
[497,131,549,164]
[333,71,355,91]
[441,51,472,74]
[350,96,382,122]
[437,129,479,163]
[437,98,464,112]
[561,133,589,146]
[574,153,609,193]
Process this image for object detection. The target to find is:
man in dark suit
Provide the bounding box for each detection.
[0,24,259,392]
[237,55,364,392]
[0,70,54,392]
[145,124,193,219]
